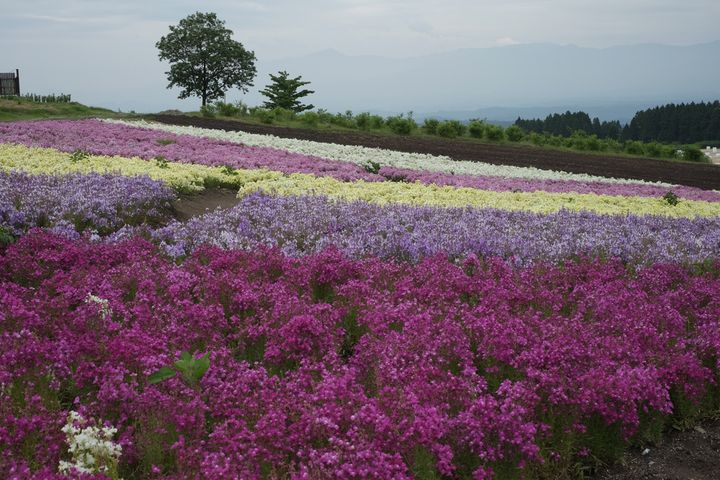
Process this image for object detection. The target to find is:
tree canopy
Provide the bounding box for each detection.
[156,12,257,106]
[260,71,315,113]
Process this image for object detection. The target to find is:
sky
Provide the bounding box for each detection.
[1,0,719,112]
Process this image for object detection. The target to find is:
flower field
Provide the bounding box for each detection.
[1,118,719,479]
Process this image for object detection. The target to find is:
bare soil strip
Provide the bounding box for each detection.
[171,188,241,221]
[597,419,720,480]
[149,115,720,191]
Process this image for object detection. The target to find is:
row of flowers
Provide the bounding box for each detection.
[8,118,718,202]
[0,143,249,194]
[111,119,682,188]
[0,171,175,236]
[135,192,719,266]
[0,119,379,182]
[237,169,720,218]
[3,231,719,478]
[4,142,713,220]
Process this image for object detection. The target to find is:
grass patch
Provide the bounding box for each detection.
[0,98,118,122]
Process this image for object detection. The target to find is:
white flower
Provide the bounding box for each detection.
[104,118,677,188]
[58,410,122,478]
[85,293,112,321]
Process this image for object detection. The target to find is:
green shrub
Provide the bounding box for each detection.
[423,118,440,135]
[368,114,384,129]
[199,104,217,118]
[214,101,240,117]
[484,124,505,141]
[529,132,545,146]
[624,141,645,156]
[251,107,274,124]
[682,147,708,162]
[436,120,466,138]
[644,142,663,157]
[386,113,417,135]
[271,107,295,122]
[505,125,524,142]
[467,120,486,139]
[663,191,679,206]
[355,112,372,130]
[298,111,320,128]
[586,135,601,151]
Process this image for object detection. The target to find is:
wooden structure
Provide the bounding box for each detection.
[0,69,20,96]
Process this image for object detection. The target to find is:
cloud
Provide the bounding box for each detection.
[409,21,434,35]
[495,36,521,46]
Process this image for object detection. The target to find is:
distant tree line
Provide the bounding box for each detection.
[515,111,622,140]
[623,101,720,143]
[515,101,720,143]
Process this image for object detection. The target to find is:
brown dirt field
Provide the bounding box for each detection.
[149,114,720,191]
[171,188,241,221]
[596,420,720,480]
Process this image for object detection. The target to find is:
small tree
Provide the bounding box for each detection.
[260,71,315,113]
[156,12,257,106]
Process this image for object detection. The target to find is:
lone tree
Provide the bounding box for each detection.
[260,71,315,113]
[156,12,257,106]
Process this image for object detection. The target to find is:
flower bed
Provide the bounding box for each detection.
[0,171,175,236]
[0,119,379,181]
[237,171,720,218]
[2,232,719,478]
[142,192,720,266]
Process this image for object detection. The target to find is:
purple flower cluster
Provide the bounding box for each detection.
[2,232,719,478]
[0,171,175,236]
[144,193,720,266]
[0,119,380,181]
[378,166,720,202]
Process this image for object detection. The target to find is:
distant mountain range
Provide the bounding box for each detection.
[244,41,720,123]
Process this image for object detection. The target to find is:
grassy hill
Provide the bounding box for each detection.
[0,97,117,122]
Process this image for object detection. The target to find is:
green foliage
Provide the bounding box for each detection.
[214,100,248,117]
[155,138,176,146]
[260,70,315,113]
[529,132,545,145]
[682,147,708,162]
[436,120,466,138]
[484,124,505,141]
[199,104,216,117]
[154,156,169,169]
[156,12,257,106]
[148,351,210,387]
[0,93,72,103]
[468,119,487,139]
[69,150,90,163]
[363,160,381,174]
[355,112,380,130]
[623,140,645,155]
[386,113,417,135]
[505,125,524,142]
[251,107,275,124]
[0,226,15,247]
[663,191,679,206]
[298,111,320,127]
[422,118,440,135]
[220,165,238,176]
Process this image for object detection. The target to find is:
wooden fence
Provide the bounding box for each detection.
[0,70,20,96]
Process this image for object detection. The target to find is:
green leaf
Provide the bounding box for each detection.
[191,353,211,383]
[148,366,176,384]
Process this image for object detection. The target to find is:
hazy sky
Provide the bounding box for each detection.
[2,0,718,111]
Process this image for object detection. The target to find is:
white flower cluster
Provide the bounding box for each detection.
[58,411,122,478]
[85,293,112,321]
[104,118,676,188]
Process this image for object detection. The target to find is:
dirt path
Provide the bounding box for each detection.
[171,188,241,221]
[149,115,720,191]
[596,419,720,480]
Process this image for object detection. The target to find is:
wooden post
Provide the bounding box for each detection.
[15,69,19,96]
